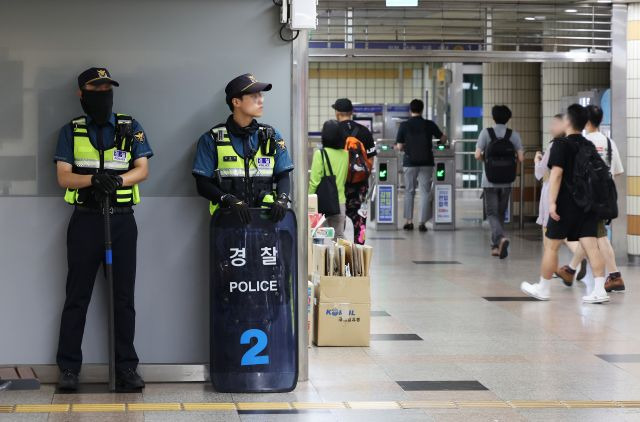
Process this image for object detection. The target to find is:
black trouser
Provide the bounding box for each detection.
[56,209,139,373]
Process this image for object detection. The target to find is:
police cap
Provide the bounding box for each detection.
[78,67,119,88]
[225,73,272,102]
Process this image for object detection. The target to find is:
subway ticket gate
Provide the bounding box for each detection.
[433,144,456,231]
[209,209,298,393]
[369,148,399,230]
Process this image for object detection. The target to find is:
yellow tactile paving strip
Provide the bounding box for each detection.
[3,400,640,413]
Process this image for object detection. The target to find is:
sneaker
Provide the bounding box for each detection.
[582,291,610,304]
[605,275,625,293]
[116,369,145,390]
[520,281,550,301]
[576,259,588,281]
[491,247,499,257]
[58,369,79,391]
[403,223,414,231]
[556,265,576,287]
[498,238,510,259]
[418,224,427,232]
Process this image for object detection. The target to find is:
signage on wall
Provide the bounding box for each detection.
[377,185,394,224]
[435,185,452,224]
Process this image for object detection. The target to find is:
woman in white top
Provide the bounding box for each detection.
[535,114,565,233]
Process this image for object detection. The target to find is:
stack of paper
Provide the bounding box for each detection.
[312,239,373,278]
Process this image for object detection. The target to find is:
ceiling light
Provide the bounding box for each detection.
[565,9,578,13]
[525,17,535,21]
[386,0,418,6]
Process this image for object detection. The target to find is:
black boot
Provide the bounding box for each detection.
[116,368,145,390]
[58,369,79,391]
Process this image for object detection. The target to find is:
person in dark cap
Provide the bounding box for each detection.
[192,73,293,223]
[53,67,153,391]
[308,120,349,239]
[331,98,376,244]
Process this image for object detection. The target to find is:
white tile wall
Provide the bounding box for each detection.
[541,62,610,141]
[483,63,541,216]
[308,62,425,132]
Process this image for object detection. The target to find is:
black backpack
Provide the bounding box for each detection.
[570,139,618,220]
[484,128,517,184]
[316,149,341,217]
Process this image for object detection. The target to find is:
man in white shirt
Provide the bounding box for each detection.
[556,105,626,292]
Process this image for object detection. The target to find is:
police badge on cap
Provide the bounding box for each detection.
[77,67,120,88]
[225,74,272,101]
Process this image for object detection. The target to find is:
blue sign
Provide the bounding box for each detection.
[210,209,298,393]
[387,105,410,112]
[377,185,394,224]
[463,106,483,119]
[353,105,384,114]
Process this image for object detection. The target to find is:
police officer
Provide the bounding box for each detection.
[54,68,152,391]
[192,73,293,222]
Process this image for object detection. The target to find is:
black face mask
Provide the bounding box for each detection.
[80,89,113,126]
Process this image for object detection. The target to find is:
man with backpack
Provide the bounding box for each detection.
[333,98,376,244]
[556,105,626,292]
[521,104,610,303]
[395,99,447,232]
[475,105,524,259]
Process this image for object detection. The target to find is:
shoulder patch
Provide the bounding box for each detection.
[134,131,145,143]
[276,139,287,151]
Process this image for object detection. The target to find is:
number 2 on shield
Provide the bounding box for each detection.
[240,329,269,366]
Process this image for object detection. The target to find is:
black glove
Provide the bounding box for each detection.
[270,193,290,222]
[221,194,252,225]
[91,174,122,194]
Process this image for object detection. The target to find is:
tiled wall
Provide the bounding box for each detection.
[482,63,541,217]
[308,63,425,133]
[628,4,640,256]
[541,62,610,143]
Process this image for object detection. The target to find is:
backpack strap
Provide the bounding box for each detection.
[321,148,334,177]
[503,129,512,142]
[350,124,360,138]
[606,137,612,168]
[487,128,497,142]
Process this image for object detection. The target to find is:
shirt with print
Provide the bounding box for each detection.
[475,124,523,188]
[585,131,624,176]
[338,120,377,158]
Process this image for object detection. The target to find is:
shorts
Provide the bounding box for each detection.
[546,211,599,242]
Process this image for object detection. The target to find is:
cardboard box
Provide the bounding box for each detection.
[308,194,318,214]
[314,276,370,347]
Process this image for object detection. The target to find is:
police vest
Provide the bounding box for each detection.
[209,125,277,215]
[63,114,140,208]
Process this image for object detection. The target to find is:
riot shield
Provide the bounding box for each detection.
[209,208,298,393]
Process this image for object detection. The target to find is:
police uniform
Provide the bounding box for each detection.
[192,74,293,217]
[53,68,152,386]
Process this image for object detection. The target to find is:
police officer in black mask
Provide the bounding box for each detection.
[53,67,153,391]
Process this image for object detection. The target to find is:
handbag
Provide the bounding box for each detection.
[316,148,341,217]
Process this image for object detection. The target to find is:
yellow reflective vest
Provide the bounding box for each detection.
[209,125,276,215]
[63,114,140,207]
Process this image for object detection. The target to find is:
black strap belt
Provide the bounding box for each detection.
[75,205,133,215]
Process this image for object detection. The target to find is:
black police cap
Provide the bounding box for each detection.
[225,73,272,101]
[78,67,119,88]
